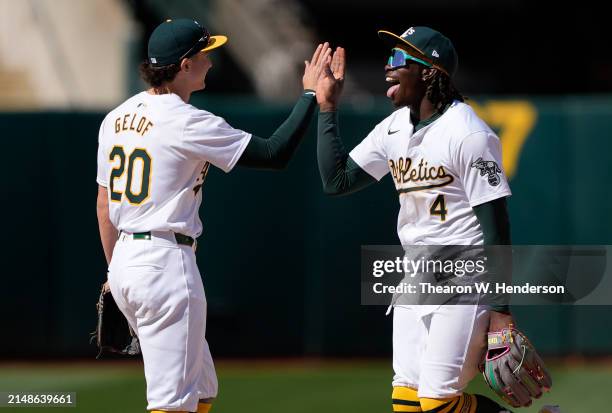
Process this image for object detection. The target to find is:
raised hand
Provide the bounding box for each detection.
[303,43,332,91]
[317,46,345,112]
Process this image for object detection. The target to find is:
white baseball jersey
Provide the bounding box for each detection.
[350,100,511,245]
[96,91,251,238]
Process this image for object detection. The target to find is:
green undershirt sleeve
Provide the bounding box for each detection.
[237,91,317,169]
[317,111,376,196]
[473,197,511,245]
[473,197,512,313]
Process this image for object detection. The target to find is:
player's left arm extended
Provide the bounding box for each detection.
[96,185,118,265]
[236,91,317,170]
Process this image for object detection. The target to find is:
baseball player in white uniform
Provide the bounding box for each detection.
[96,19,331,413]
[315,27,519,413]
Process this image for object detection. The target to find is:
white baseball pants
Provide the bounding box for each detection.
[392,305,490,398]
[108,231,217,412]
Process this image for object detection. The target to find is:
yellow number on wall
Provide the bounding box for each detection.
[469,100,537,179]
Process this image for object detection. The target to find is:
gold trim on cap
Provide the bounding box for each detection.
[201,35,228,52]
[378,30,426,56]
[378,29,449,75]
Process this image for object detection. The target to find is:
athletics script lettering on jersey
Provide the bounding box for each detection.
[114,113,154,136]
[388,157,454,193]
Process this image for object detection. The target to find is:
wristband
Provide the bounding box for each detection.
[489,304,511,314]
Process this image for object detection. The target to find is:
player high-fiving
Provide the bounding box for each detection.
[96,18,330,413]
[315,26,553,413]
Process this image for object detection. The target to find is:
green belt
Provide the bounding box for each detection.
[132,232,195,247]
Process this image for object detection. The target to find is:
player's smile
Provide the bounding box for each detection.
[385,64,424,108]
[385,71,400,99]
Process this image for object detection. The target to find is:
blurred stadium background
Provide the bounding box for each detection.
[1,0,611,411]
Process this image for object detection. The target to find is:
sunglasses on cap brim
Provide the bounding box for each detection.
[387,48,432,69]
[179,29,211,60]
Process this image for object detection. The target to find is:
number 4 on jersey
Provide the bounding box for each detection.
[430,194,448,221]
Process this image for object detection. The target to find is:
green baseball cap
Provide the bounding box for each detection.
[378,26,458,77]
[148,18,228,67]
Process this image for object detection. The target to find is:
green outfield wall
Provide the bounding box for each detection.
[1,95,611,358]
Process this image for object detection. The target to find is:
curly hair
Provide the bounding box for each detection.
[425,70,465,112]
[139,61,181,88]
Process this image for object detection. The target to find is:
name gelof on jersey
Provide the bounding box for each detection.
[388,157,454,192]
[115,113,154,136]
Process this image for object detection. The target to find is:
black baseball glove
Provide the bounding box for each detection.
[90,282,140,358]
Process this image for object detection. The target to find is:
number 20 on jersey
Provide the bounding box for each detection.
[109,145,152,205]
